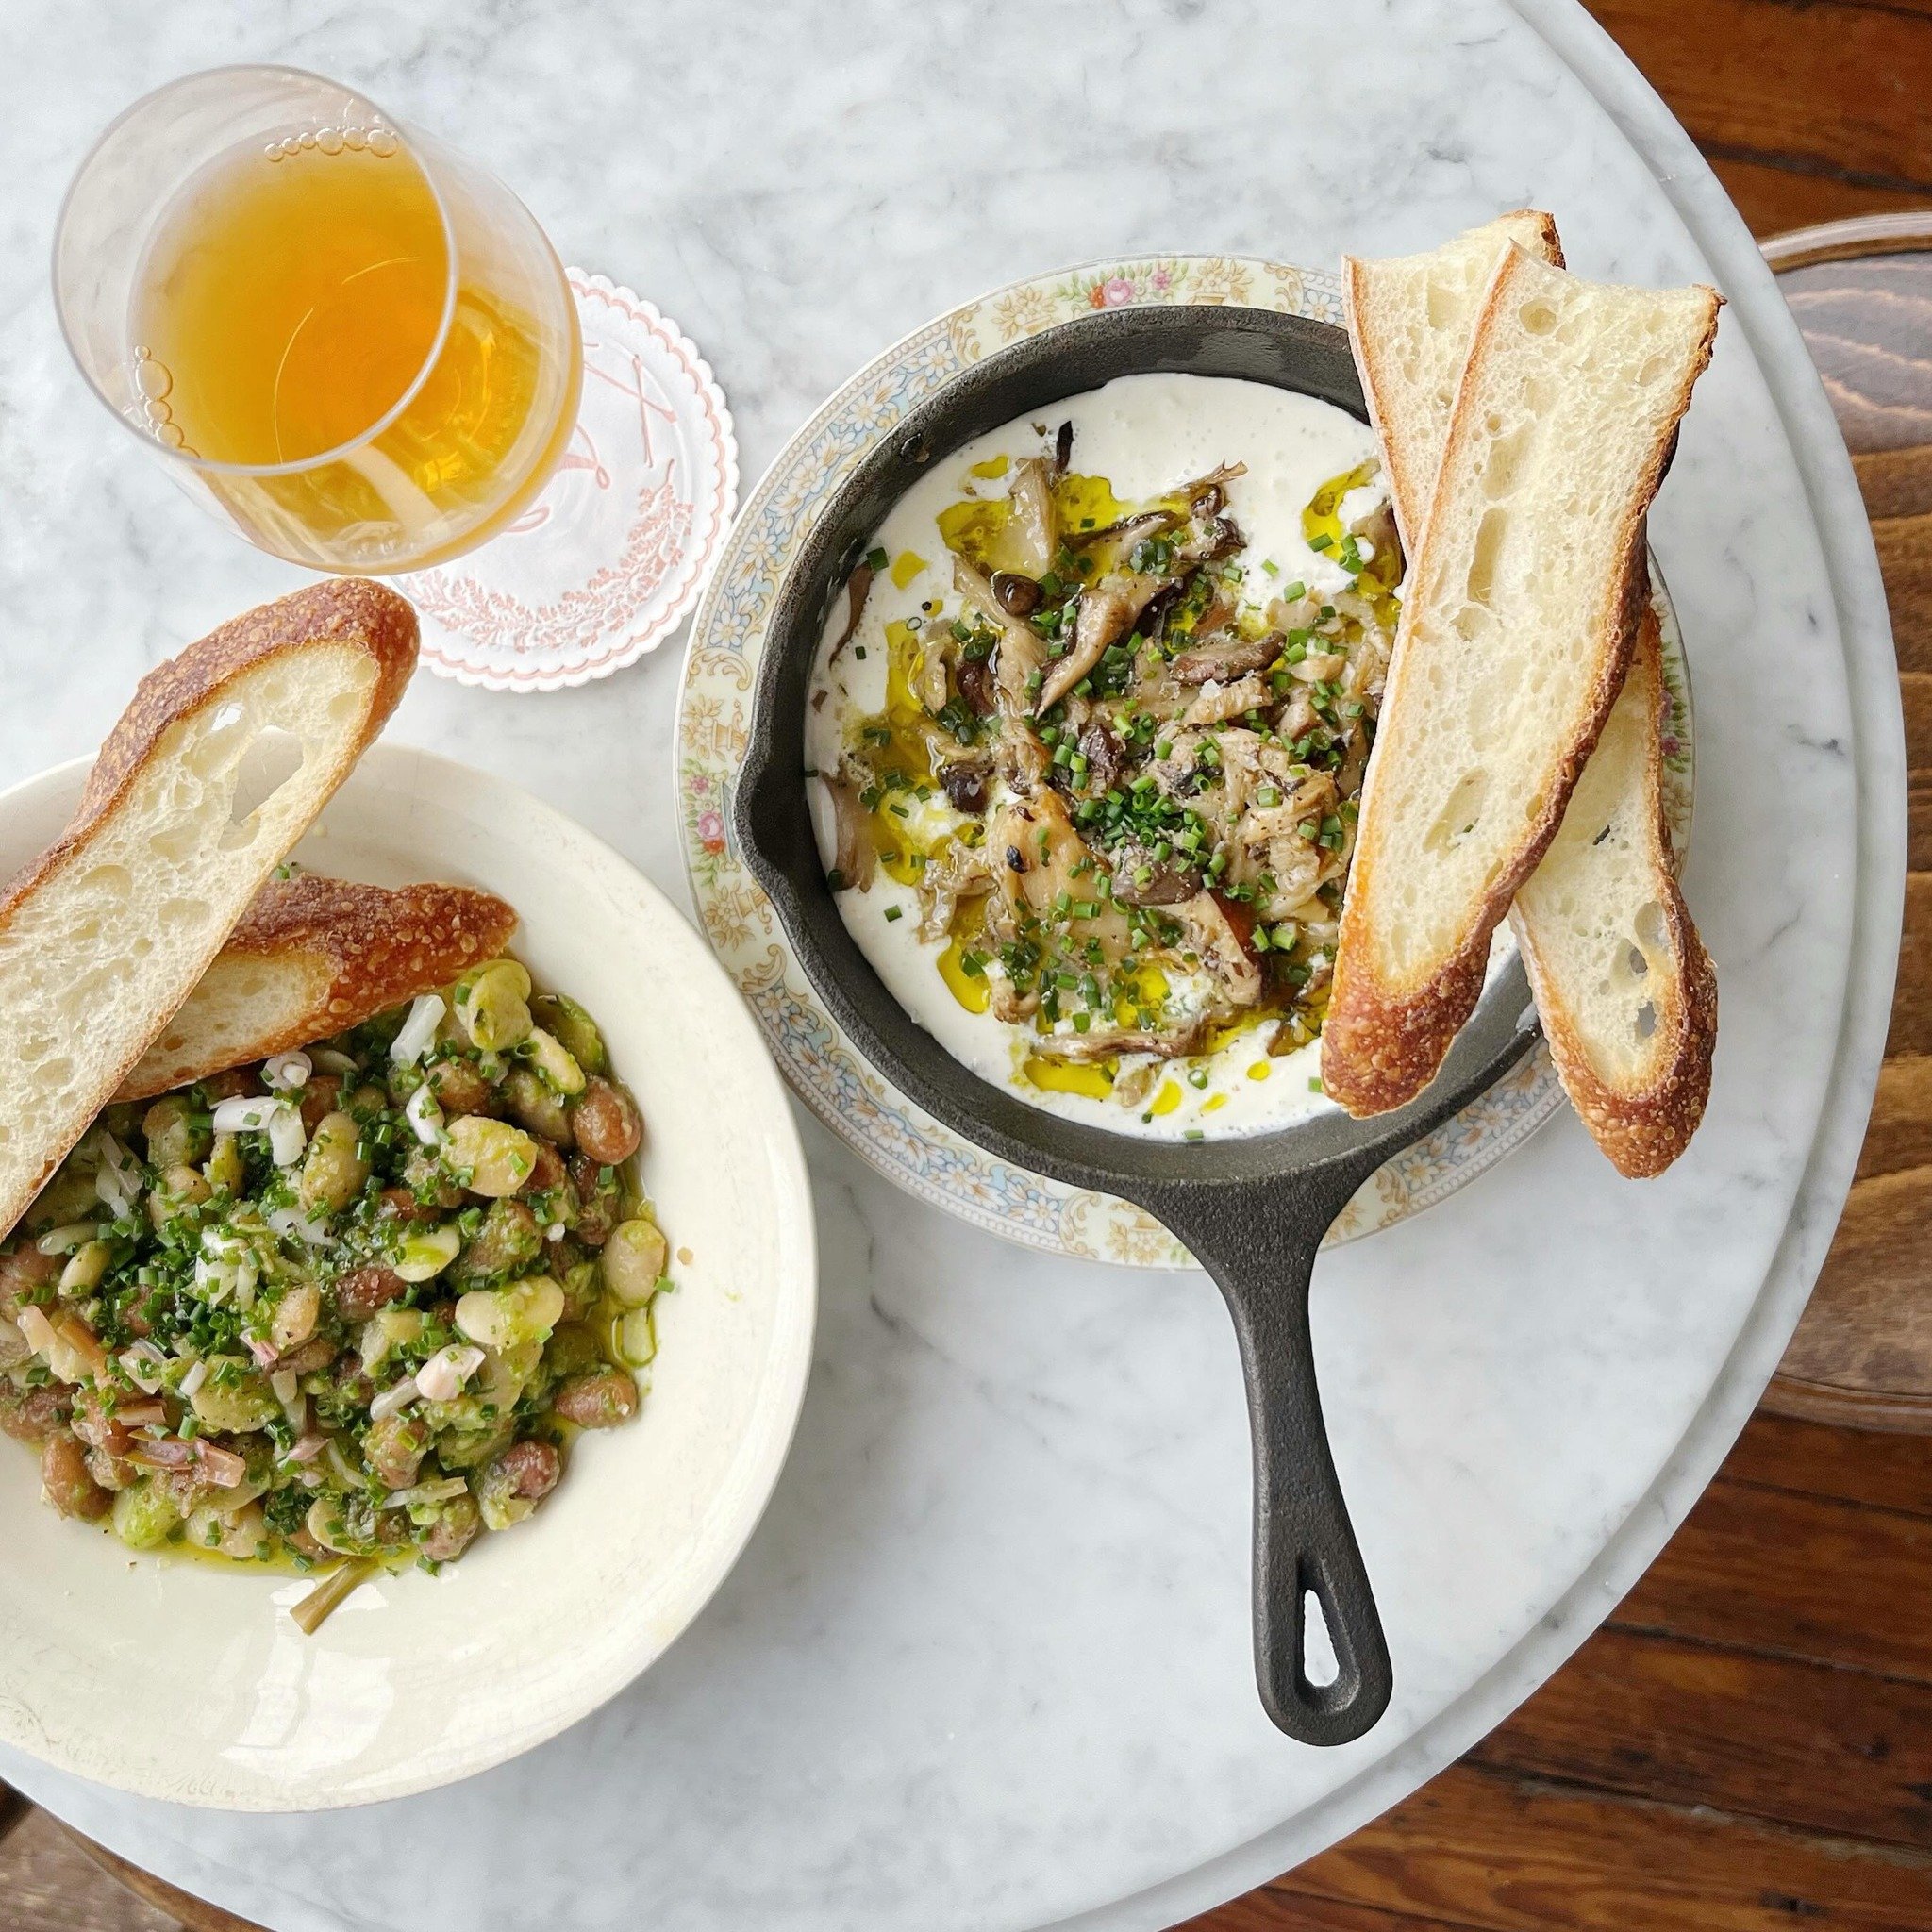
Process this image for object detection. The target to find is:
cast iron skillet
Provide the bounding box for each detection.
[734,303,1537,1746]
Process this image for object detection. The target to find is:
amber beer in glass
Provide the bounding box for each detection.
[55,66,582,573]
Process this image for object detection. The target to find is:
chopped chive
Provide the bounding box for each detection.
[884,905,903,922]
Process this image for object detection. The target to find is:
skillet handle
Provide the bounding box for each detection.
[1155,1174,1391,1745]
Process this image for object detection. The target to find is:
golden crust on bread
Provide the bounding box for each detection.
[1323,250,1720,1117]
[70,578,417,832]
[0,580,418,1239]
[119,875,519,1099]
[1342,209,1565,558]
[1511,612,1717,1176]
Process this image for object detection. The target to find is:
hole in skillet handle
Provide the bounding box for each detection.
[1148,1162,1395,1745]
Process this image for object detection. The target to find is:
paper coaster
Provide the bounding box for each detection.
[401,271,738,691]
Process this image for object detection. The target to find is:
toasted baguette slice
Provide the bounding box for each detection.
[1508,608,1716,1174]
[1345,215,1717,1170]
[1344,210,1565,558]
[0,581,418,1237]
[118,875,518,1100]
[1322,249,1720,1115]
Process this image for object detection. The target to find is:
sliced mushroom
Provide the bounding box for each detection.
[1175,460,1247,508]
[955,558,1045,716]
[956,652,997,717]
[937,754,993,815]
[1170,630,1282,687]
[1075,719,1124,795]
[989,791,1129,950]
[991,571,1041,616]
[913,639,949,712]
[1037,572,1165,713]
[827,558,874,663]
[1067,508,1179,553]
[1286,647,1348,685]
[821,771,877,891]
[1177,892,1264,1006]
[1009,458,1058,576]
[916,838,994,941]
[1183,675,1274,727]
[1039,1018,1206,1062]
[1109,845,1203,907]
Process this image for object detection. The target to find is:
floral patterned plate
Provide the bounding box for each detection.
[675,256,1693,1269]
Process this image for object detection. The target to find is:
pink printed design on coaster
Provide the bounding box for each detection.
[401,271,738,691]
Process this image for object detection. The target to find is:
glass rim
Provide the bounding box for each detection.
[52,61,461,480]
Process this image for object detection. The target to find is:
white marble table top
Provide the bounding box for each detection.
[0,3,1903,1929]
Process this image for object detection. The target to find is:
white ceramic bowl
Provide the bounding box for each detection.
[0,744,816,1809]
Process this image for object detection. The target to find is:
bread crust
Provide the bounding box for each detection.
[1513,615,1717,1176]
[0,581,418,1233]
[119,875,519,1099]
[1324,252,1721,1117]
[1342,210,1563,559]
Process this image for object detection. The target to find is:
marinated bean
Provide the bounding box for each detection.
[472,1437,561,1530]
[268,1279,321,1353]
[601,1219,668,1307]
[204,1132,245,1195]
[452,1199,541,1288]
[364,1411,431,1490]
[42,1430,112,1520]
[530,991,607,1076]
[399,1149,466,1211]
[189,1358,278,1434]
[570,1078,641,1166]
[297,1074,342,1134]
[521,1027,586,1096]
[359,1307,427,1374]
[58,1238,112,1297]
[392,1223,462,1283]
[23,1163,101,1234]
[504,1068,573,1147]
[551,1371,639,1430]
[519,1142,567,1203]
[86,1445,138,1492]
[112,1477,182,1550]
[69,1386,131,1456]
[455,1275,565,1351]
[334,1265,407,1323]
[421,1491,482,1561]
[187,1500,271,1560]
[566,1153,622,1247]
[197,1069,256,1103]
[543,1322,608,1381]
[0,1386,68,1443]
[299,1111,371,1215]
[275,1333,340,1377]
[458,960,533,1053]
[444,1116,541,1197]
[425,1057,502,1118]
[497,1438,561,1498]
[143,1094,210,1169]
[148,1164,211,1228]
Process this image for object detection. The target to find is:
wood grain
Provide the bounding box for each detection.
[0,1810,180,1932]
[1257,1765,1932,1932]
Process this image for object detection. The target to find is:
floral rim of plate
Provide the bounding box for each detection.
[401,272,739,692]
[675,255,1693,1269]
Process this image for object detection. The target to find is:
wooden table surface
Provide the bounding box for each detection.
[3,3,1927,1927]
